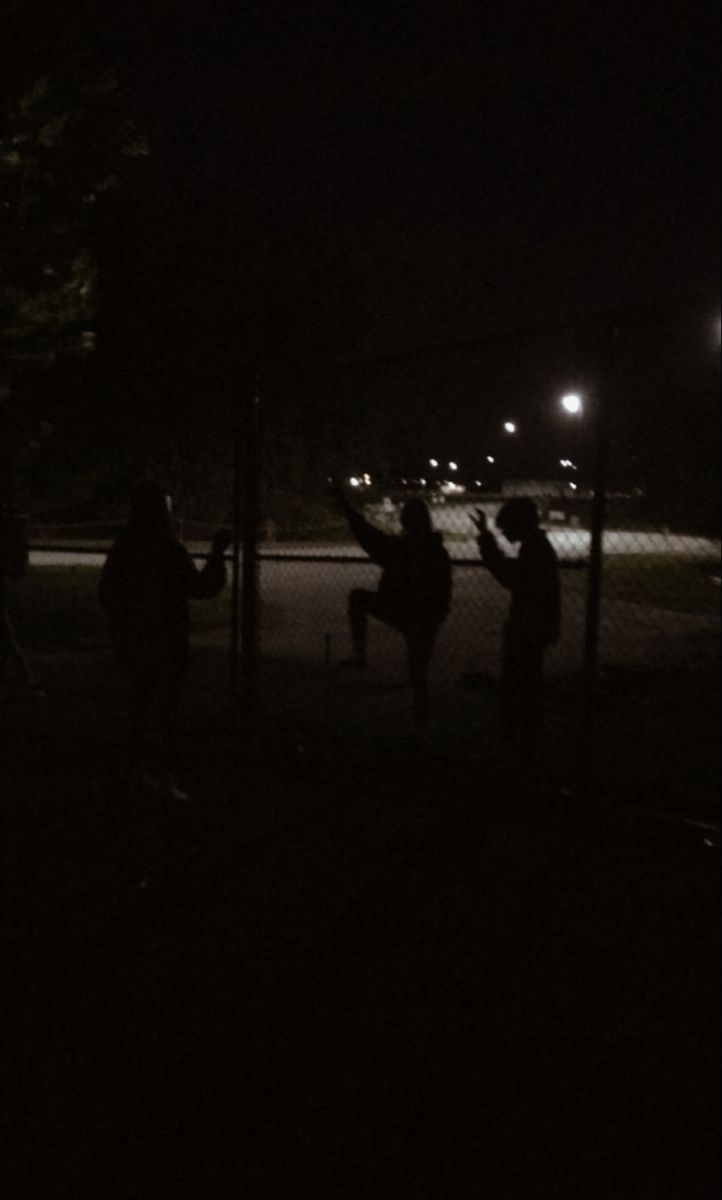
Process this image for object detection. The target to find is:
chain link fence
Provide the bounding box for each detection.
[12,504,718,677]
[3,305,720,793]
[251,487,719,682]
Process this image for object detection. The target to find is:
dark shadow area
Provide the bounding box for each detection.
[5,638,719,1198]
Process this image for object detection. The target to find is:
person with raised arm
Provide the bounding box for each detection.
[332,480,452,730]
[472,499,560,767]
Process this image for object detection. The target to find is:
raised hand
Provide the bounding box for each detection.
[471,508,488,535]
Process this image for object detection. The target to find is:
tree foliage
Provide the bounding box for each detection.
[0,59,148,506]
[1,64,147,370]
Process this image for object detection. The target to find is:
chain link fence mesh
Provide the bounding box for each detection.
[3,308,720,785]
[15,506,717,677]
[252,490,720,681]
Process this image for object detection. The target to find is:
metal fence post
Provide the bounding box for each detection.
[583,394,610,679]
[240,378,261,712]
[229,376,261,707]
[229,418,242,696]
[579,326,618,785]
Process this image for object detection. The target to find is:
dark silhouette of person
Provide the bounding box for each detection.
[98,480,231,800]
[0,509,38,695]
[333,482,452,729]
[472,499,560,766]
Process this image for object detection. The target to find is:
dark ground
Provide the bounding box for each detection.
[4,644,720,1199]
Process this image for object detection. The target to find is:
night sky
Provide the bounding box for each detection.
[150,0,720,354]
[8,2,719,337]
[4,0,720,476]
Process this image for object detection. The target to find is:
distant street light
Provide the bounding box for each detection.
[561,392,583,415]
[448,461,458,472]
[503,421,517,434]
[429,458,439,468]
[486,455,495,464]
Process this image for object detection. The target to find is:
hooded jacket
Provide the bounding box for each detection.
[99,528,225,668]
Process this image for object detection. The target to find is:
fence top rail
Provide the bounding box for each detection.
[256,553,589,568]
[26,544,590,569]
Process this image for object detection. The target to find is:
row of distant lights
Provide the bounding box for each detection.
[348,395,584,489]
[560,458,579,489]
[501,394,583,432]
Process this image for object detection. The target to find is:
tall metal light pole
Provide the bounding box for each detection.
[570,325,619,784]
[584,389,610,680]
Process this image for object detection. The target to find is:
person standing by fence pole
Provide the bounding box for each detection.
[0,509,38,695]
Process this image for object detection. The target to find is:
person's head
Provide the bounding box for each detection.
[128,479,173,537]
[400,498,433,536]
[495,497,539,543]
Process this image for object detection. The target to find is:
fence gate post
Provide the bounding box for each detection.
[229,418,242,697]
[579,325,618,786]
[240,377,261,713]
[229,375,261,712]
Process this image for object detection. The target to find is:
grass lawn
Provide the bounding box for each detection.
[3,566,719,817]
[4,566,232,655]
[602,554,720,613]
[8,552,720,658]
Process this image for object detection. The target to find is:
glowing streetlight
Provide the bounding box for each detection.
[503,421,517,434]
[486,455,495,464]
[448,461,458,472]
[429,458,439,468]
[561,392,583,415]
[348,476,360,488]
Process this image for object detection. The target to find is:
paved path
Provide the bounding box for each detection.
[28,526,722,565]
[27,535,720,676]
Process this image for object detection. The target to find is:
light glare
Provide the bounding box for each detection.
[561,393,583,414]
